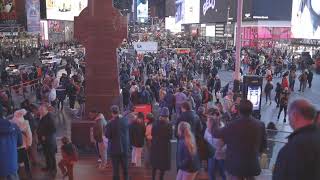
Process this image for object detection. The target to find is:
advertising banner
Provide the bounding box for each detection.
[46,0,87,21]
[291,0,320,39]
[137,0,148,23]
[0,0,17,22]
[26,0,41,33]
[175,48,190,54]
[165,16,181,33]
[133,41,158,53]
[175,0,200,24]
[200,0,229,23]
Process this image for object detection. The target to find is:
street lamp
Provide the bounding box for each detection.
[233,0,243,93]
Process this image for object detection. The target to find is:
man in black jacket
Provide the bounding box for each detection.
[273,99,320,180]
[105,105,129,180]
[213,100,267,179]
[37,103,57,176]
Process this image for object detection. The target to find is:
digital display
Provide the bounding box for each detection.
[46,0,87,21]
[137,0,148,23]
[291,0,320,39]
[247,86,261,111]
[175,0,200,24]
[200,0,229,23]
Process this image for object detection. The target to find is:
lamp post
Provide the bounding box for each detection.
[233,0,243,93]
[225,6,230,50]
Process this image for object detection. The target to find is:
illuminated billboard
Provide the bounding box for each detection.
[291,0,320,39]
[175,0,200,24]
[137,0,148,23]
[0,0,17,22]
[26,0,41,32]
[46,0,87,21]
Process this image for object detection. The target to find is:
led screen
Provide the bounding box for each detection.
[137,0,148,23]
[175,0,200,24]
[291,0,320,39]
[247,86,261,111]
[46,0,87,21]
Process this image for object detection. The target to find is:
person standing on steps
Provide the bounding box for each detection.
[105,105,130,180]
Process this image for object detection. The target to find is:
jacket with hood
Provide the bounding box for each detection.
[0,117,23,176]
[10,109,32,149]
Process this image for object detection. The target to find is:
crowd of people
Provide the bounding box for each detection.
[1,26,320,180]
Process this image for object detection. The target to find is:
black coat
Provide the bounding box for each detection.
[129,122,145,147]
[213,116,267,177]
[151,120,172,171]
[37,113,57,149]
[175,111,202,139]
[105,116,130,156]
[273,125,320,180]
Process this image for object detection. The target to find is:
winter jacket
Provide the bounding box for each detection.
[10,118,32,149]
[129,122,146,147]
[0,118,22,176]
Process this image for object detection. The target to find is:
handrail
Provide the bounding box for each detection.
[267,138,287,144]
[266,129,292,134]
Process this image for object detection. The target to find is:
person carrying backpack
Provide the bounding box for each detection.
[58,137,78,180]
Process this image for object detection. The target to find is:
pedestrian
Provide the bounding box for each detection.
[264,80,273,105]
[212,100,267,179]
[129,112,146,167]
[37,103,57,177]
[307,70,313,88]
[205,108,226,180]
[10,109,33,178]
[298,70,308,92]
[281,72,289,89]
[277,88,289,123]
[273,99,320,180]
[105,105,130,180]
[274,83,282,108]
[90,110,108,169]
[144,113,154,168]
[288,69,296,91]
[175,87,188,118]
[151,107,173,180]
[176,122,200,180]
[56,84,67,111]
[58,137,78,180]
[214,75,221,98]
[0,113,22,180]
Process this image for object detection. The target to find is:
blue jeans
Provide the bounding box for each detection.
[208,156,226,180]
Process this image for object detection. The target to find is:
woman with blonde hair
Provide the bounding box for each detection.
[176,122,200,180]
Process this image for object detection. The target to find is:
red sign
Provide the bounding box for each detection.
[134,104,152,117]
[175,48,190,54]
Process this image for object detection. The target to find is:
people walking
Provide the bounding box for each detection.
[151,107,172,180]
[307,70,313,88]
[298,70,308,92]
[129,112,146,167]
[37,103,57,177]
[264,80,273,105]
[176,122,200,180]
[277,88,290,123]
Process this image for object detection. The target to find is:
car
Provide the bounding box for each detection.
[41,55,62,65]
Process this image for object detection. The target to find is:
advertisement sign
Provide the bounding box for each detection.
[251,0,292,21]
[175,48,190,54]
[133,42,158,53]
[134,104,152,117]
[165,16,181,33]
[48,20,64,33]
[26,0,41,33]
[200,0,229,23]
[205,25,215,37]
[247,86,261,111]
[165,0,175,17]
[46,0,87,21]
[291,0,320,39]
[137,0,148,23]
[175,0,200,24]
[0,0,17,22]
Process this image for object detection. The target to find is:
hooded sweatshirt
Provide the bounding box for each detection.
[10,109,32,149]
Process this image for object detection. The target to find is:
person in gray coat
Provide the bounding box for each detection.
[151,107,172,180]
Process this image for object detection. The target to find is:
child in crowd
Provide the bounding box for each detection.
[58,137,78,180]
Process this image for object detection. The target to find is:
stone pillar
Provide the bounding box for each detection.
[75,0,127,117]
[72,1,127,148]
